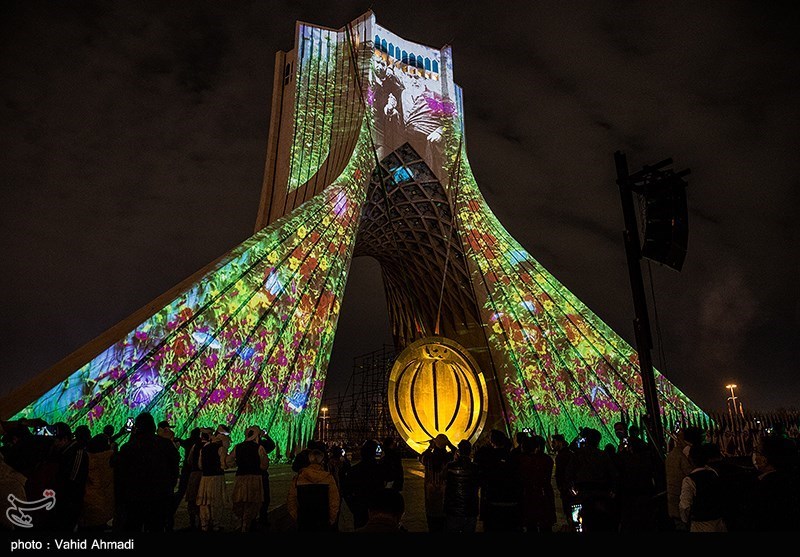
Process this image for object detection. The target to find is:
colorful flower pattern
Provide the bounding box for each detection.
[14,17,706,452]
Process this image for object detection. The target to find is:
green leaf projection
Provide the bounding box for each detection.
[9,12,706,451]
[449,150,704,437]
[287,25,339,192]
[14,124,376,456]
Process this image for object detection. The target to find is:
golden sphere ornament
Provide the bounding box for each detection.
[388,337,488,453]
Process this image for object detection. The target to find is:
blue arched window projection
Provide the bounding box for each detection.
[375,34,440,73]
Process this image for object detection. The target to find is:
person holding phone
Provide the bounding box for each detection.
[564,428,618,532]
[48,422,89,532]
[420,434,455,532]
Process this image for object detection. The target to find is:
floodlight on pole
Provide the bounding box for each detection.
[726,384,743,418]
[320,406,330,442]
[615,152,690,459]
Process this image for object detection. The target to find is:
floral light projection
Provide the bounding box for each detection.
[443,126,706,440]
[14,121,376,456]
[12,13,706,452]
[287,25,339,192]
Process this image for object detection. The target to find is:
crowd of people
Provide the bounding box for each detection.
[703,410,800,457]
[0,414,274,533]
[2,413,799,533]
[415,422,800,533]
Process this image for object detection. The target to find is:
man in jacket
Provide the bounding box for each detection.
[565,428,618,532]
[679,444,726,531]
[340,440,385,529]
[382,437,404,492]
[475,429,521,532]
[665,427,702,530]
[116,413,179,532]
[49,422,89,532]
[357,488,406,533]
[518,436,556,532]
[745,435,800,531]
[443,440,480,533]
[287,449,339,531]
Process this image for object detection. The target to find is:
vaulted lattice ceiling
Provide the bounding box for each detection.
[355,143,481,345]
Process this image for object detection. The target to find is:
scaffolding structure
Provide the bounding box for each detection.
[319,345,397,447]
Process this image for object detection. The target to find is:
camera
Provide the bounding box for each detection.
[577,437,586,448]
[375,444,383,458]
[124,417,134,432]
[35,425,54,436]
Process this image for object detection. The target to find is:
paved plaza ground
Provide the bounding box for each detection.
[173,459,568,533]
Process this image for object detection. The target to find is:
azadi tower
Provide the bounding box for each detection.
[2,12,705,454]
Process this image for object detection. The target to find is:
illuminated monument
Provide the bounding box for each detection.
[2,13,705,454]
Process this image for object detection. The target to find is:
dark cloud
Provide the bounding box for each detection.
[1,0,798,412]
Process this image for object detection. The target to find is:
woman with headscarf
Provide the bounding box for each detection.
[227,426,269,532]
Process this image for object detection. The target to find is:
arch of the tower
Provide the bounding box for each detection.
[355,143,480,346]
[353,143,513,431]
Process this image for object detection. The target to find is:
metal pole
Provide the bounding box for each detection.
[615,151,666,456]
[321,407,328,443]
[726,384,742,418]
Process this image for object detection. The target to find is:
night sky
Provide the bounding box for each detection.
[2,1,798,413]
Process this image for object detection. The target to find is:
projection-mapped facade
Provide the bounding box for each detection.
[4,13,705,453]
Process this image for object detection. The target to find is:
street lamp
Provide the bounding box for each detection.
[320,406,329,442]
[726,384,743,418]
